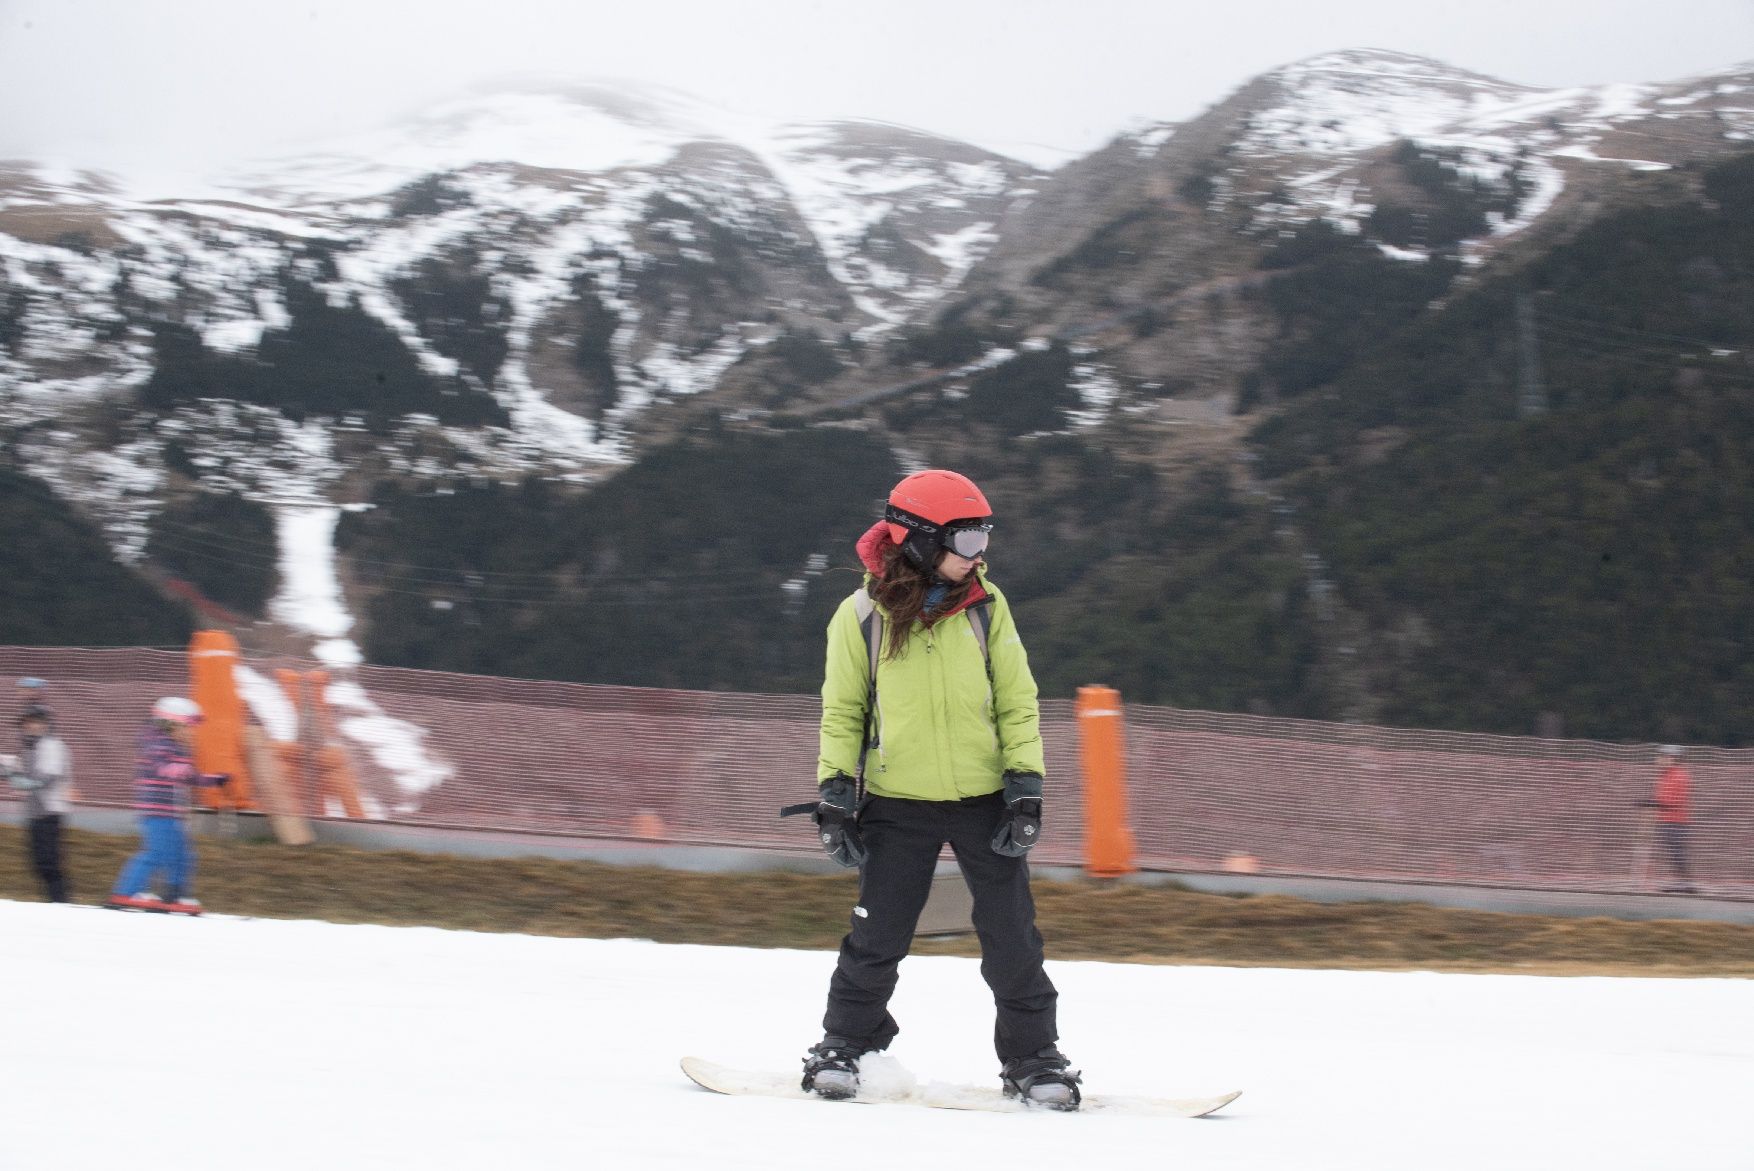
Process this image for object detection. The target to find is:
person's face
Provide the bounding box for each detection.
[936,549,980,583]
[19,718,45,741]
[169,722,195,748]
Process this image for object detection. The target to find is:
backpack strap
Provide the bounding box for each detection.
[783,590,992,818]
[781,591,884,819]
[967,599,993,680]
[850,590,882,802]
[851,590,882,686]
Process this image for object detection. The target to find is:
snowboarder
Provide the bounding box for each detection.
[802,469,1079,1108]
[108,697,228,913]
[6,704,73,902]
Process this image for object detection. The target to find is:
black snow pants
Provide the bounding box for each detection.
[28,814,68,903]
[822,792,1058,1061]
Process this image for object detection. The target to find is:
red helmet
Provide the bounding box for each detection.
[884,470,993,570]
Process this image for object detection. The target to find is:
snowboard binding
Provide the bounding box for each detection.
[801,1037,867,1099]
[1000,1046,1083,1111]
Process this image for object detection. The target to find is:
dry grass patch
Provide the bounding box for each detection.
[4,825,1752,977]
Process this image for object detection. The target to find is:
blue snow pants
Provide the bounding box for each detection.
[113,816,195,900]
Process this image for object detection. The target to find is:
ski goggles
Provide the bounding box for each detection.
[941,523,992,560]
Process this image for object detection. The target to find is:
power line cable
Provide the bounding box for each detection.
[144,516,800,589]
[1537,306,1747,352]
[1531,322,1754,386]
[141,526,826,607]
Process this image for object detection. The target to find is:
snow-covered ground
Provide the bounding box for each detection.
[2,900,1748,1170]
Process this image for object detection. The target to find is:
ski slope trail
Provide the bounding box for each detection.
[1,899,1749,1170]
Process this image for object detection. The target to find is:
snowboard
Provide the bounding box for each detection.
[680,1056,1240,1118]
[106,894,203,915]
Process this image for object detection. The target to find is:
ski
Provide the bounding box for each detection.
[105,895,203,916]
[680,1056,1240,1118]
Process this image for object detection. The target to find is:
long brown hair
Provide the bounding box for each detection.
[869,543,975,662]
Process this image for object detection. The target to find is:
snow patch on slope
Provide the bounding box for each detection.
[268,504,454,798]
[213,88,705,208]
[1231,51,1700,241]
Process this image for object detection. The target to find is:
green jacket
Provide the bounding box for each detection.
[817,571,1046,800]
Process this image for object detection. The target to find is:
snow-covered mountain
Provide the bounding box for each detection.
[3,51,1753,653]
[1227,49,1751,235]
[952,48,1754,398]
[983,49,1753,276]
[0,81,1043,562]
[209,82,1036,320]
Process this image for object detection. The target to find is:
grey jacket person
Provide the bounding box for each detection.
[9,733,72,819]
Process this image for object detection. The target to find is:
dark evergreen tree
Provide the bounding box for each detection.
[138,280,509,428]
[146,492,279,616]
[0,465,191,646]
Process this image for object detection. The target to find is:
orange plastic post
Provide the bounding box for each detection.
[315,746,366,819]
[273,668,306,743]
[187,630,255,810]
[304,671,331,741]
[305,670,365,818]
[297,671,363,819]
[1075,685,1136,877]
[274,669,312,812]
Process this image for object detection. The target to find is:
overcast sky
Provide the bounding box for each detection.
[3,0,1750,174]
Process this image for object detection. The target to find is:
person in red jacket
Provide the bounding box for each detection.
[1648,746,1697,894]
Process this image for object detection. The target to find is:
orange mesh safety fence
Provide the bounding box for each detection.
[3,646,187,809]
[4,646,1751,896]
[1123,707,1754,896]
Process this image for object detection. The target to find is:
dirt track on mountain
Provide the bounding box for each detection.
[5,825,1752,977]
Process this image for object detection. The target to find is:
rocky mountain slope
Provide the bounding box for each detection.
[0,81,1039,540]
[5,49,1754,743]
[946,49,1754,404]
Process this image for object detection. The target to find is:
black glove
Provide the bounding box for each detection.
[991,770,1043,857]
[815,774,866,869]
